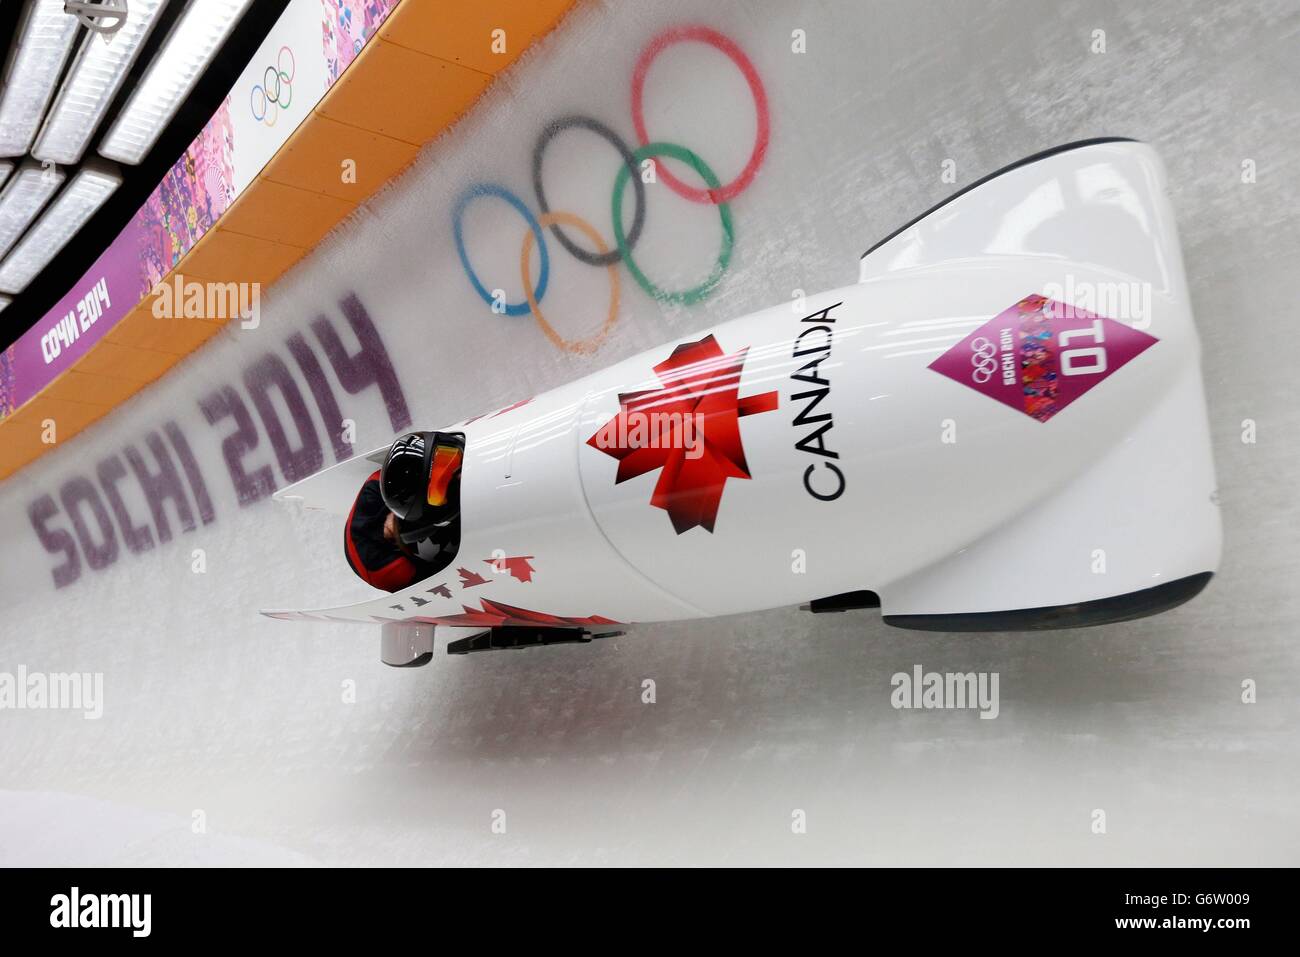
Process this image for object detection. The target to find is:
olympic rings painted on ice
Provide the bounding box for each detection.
[521,212,621,355]
[450,25,769,349]
[250,46,296,126]
[630,25,770,205]
[613,142,733,305]
[453,184,550,317]
[532,115,645,267]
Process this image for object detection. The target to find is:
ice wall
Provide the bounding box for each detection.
[1,0,1298,865]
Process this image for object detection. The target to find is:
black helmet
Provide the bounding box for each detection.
[380,432,431,521]
[380,431,465,539]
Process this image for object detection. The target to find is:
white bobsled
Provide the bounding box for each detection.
[264,140,1220,658]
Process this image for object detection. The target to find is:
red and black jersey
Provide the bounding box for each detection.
[344,471,434,592]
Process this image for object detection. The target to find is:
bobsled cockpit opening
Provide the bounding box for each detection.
[342,431,466,593]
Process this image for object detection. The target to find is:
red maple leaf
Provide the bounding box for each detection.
[484,556,536,583]
[457,567,490,588]
[586,335,777,533]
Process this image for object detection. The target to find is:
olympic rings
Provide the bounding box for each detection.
[453,184,549,317]
[613,142,733,305]
[278,45,296,83]
[631,25,770,205]
[521,212,621,355]
[450,26,768,348]
[532,115,645,267]
[250,46,295,126]
[971,336,998,383]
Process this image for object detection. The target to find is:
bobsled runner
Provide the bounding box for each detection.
[264,139,1220,665]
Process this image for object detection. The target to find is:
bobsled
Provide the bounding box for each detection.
[264,140,1220,665]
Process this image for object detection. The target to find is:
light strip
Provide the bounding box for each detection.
[0,0,81,157]
[0,161,67,262]
[0,294,11,313]
[0,163,121,294]
[100,0,255,165]
[31,0,170,166]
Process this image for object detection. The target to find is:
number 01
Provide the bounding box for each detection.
[1059,320,1108,377]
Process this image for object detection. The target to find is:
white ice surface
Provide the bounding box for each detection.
[1,0,1298,865]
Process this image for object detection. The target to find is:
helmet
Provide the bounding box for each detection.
[381,432,431,521]
[380,431,464,528]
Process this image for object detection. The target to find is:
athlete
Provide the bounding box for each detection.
[343,432,463,592]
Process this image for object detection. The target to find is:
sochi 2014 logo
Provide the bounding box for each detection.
[929,294,1158,423]
[587,335,778,534]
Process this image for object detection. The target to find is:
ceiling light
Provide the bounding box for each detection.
[31,0,171,166]
[0,0,81,157]
[0,162,120,294]
[100,0,255,164]
[0,161,66,261]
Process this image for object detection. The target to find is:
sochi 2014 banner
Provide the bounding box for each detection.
[0,0,397,420]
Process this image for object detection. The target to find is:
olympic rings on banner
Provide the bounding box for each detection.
[521,212,621,354]
[631,25,770,205]
[250,45,296,126]
[613,142,733,305]
[278,45,296,83]
[532,115,645,267]
[453,184,550,317]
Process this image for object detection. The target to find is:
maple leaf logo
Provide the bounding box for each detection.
[457,567,490,588]
[484,556,536,583]
[587,334,778,534]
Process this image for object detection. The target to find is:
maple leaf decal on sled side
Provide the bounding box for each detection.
[458,567,490,588]
[587,334,778,534]
[484,556,536,583]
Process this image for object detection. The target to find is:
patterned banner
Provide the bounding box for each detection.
[0,0,397,420]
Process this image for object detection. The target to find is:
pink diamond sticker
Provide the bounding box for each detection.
[928,294,1159,423]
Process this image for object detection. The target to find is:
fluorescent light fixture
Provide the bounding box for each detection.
[100,0,255,164]
[0,162,120,294]
[0,161,67,261]
[31,0,171,165]
[0,0,81,157]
